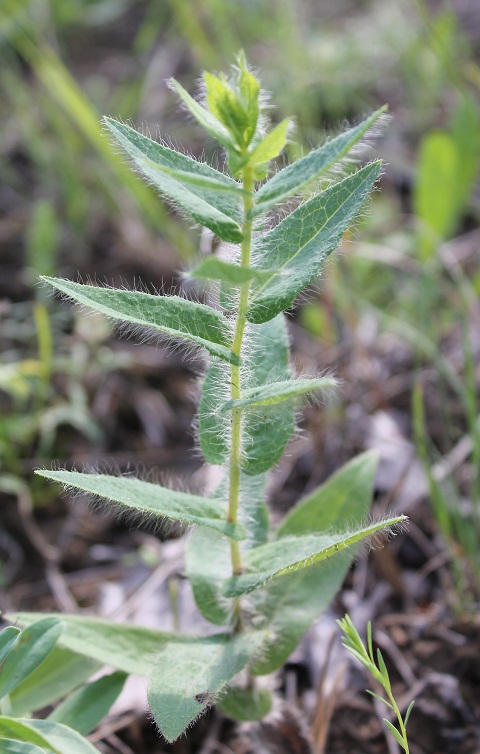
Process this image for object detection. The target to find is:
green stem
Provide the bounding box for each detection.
[228,165,254,628]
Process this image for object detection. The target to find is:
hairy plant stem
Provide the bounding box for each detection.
[228,164,254,630]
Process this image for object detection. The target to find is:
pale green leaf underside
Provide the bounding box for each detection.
[189,256,272,285]
[103,117,242,242]
[0,717,102,754]
[10,613,181,677]
[220,377,336,411]
[251,106,386,217]
[0,618,63,701]
[41,277,238,365]
[223,516,405,597]
[9,647,100,716]
[36,469,246,540]
[147,631,268,743]
[250,452,378,674]
[248,162,382,323]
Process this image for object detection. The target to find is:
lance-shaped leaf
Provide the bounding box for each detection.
[0,626,21,665]
[1,740,46,754]
[103,117,243,242]
[147,631,268,743]
[0,618,63,700]
[246,118,291,166]
[185,473,268,625]
[169,78,237,151]
[250,452,379,674]
[248,162,382,324]
[35,469,246,540]
[189,256,272,286]
[251,106,386,217]
[9,647,100,716]
[0,718,102,754]
[48,671,127,735]
[220,376,336,411]
[10,613,181,676]
[223,516,406,597]
[41,277,238,365]
[198,314,294,473]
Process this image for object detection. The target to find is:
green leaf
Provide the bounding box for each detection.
[103,117,243,242]
[189,257,271,286]
[48,671,127,735]
[170,78,238,151]
[246,118,291,166]
[35,469,246,540]
[383,719,407,750]
[0,740,47,754]
[224,515,406,597]
[147,631,267,743]
[220,377,336,411]
[218,685,272,721]
[251,107,386,217]
[9,647,100,716]
[18,719,102,754]
[9,613,179,676]
[404,700,415,726]
[185,473,268,625]
[0,626,21,665]
[242,316,294,475]
[41,277,238,365]
[376,649,392,693]
[248,162,382,324]
[278,451,378,536]
[0,719,55,752]
[0,718,102,754]
[365,689,394,710]
[198,314,294,474]
[0,618,63,700]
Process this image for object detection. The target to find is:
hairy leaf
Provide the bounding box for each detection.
[198,314,294,474]
[41,277,238,365]
[246,118,291,166]
[186,473,268,624]
[250,452,379,674]
[103,117,242,242]
[223,516,406,597]
[147,631,267,742]
[251,107,386,216]
[169,78,237,151]
[0,618,63,700]
[189,257,271,285]
[48,671,127,735]
[35,469,246,540]
[220,377,336,411]
[248,162,382,323]
[9,647,100,716]
[10,613,180,676]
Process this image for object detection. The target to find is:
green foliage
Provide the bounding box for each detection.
[9,57,402,745]
[339,615,414,754]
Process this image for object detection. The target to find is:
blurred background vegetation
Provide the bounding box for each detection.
[1,0,479,609]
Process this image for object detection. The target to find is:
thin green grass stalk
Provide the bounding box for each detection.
[339,615,413,754]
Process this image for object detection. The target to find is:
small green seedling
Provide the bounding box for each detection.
[338,614,414,754]
[10,54,405,743]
